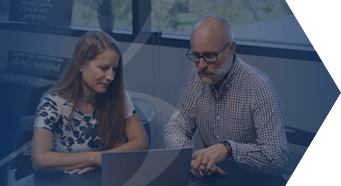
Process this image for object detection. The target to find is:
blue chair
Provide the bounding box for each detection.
[131,98,156,146]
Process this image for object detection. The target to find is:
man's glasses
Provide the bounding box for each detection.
[186,41,231,63]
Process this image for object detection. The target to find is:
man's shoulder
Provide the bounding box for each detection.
[237,60,279,97]
[238,60,274,85]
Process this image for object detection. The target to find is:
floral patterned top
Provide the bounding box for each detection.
[34,91,135,153]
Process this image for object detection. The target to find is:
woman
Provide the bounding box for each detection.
[31,31,149,175]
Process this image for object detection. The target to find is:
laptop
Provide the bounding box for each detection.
[102,148,192,186]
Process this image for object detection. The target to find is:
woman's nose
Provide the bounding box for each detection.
[105,72,114,81]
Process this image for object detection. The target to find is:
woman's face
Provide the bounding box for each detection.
[80,49,119,96]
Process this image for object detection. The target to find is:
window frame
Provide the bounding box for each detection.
[0,0,321,63]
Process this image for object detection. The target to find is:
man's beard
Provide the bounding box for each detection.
[197,71,221,85]
[196,63,230,86]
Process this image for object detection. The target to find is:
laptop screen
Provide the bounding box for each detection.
[102,148,192,186]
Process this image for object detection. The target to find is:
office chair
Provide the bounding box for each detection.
[131,98,156,125]
[6,115,35,186]
[131,98,156,146]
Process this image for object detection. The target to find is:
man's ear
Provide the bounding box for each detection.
[229,41,237,56]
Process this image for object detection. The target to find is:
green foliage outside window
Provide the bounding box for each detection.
[72,0,132,30]
[97,0,114,16]
[71,0,292,35]
[151,0,293,35]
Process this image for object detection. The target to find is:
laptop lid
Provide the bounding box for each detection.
[102,148,192,186]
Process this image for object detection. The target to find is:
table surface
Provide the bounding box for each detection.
[12,169,102,186]
[12,169,214,186]
[12,162,287,186]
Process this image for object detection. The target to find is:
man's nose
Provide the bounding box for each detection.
[197,57,208,71]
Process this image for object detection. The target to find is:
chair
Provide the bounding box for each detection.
[131,98,156,125]
[280,127,309,182]
[6,115,35,186]
[131,98,157,146]
[128,91,173,149]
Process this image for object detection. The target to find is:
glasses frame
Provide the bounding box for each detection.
[186,41,231,63]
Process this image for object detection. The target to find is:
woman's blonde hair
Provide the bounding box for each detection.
[49,31,125,150]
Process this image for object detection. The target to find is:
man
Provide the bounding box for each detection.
[164,15,290,185]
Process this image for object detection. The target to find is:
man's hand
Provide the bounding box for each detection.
[190,160,226,178]
[191,143,229,177]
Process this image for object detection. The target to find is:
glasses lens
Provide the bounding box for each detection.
[204,54,217,62]
[187,54,199,62]
[191,55,200,62]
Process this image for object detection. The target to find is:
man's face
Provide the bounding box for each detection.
[191,30,233,86]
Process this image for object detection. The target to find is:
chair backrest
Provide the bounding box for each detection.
[6,115,35,186]
[20,115,35,131]
[278,127,312,181]
[131,98,156,124]
[19,116,35,157]
[129,91,205,150]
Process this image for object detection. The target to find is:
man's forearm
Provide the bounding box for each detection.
[164,109,196,149]
[228,141,290,174]
[164,124,194,149]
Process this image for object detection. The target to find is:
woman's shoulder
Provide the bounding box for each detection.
[123,90,136,118]
[40,92,72,109]
[123,90,132,104]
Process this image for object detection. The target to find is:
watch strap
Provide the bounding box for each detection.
[221,141,232,158]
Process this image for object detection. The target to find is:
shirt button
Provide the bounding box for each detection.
[216,115,220,120]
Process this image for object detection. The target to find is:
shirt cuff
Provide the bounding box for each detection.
[228,140,247,164]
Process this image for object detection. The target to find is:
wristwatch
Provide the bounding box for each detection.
[221,141,232,159]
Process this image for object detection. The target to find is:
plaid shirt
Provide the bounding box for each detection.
[165,55,290,174]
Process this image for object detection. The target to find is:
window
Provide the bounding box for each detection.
[71,0,132,31]
[151,0,293,36]
[0,0,317,61]
[0,0,10,23]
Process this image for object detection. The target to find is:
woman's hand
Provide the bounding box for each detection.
[64,151,101,175]
[91,151,102,166]
[65,167,97,175]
